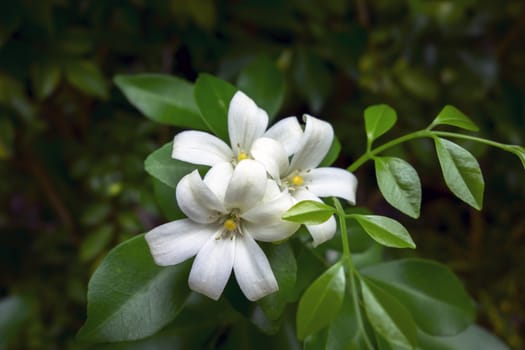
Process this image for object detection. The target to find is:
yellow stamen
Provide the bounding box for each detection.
[237,152,249,161]
[291,175,304,186]
[223,219,237,231]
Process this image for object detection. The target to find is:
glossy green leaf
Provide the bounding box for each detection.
[77,235,192,342]
[0,296,30,350]
[320,136,341,167]
[114,74,206,129]
[31,61,60,100]
[258,242,297,320]
[361,278,417,349]
[296,262,346,340]
[434,138,484,210]
[194,73,236,140]
[361,259,476,336]
[364,104,397,144]
[144,142,205,189]
[430,105,479,131]
[152,178,184,221]
[352,215,415,249]
[326,295,366,350]
[375,157,421,218]
[417,325,510,350]
[282,200,335,225]
[237,56,285,119]
[65,60,108,99]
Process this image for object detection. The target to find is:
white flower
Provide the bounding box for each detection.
[171,91,303,167]
[250,115,358,247]
[145,160,298,301]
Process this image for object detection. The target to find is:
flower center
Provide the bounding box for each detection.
[237,152,249,161]
[291,175,304,186]
[223,218,237,231]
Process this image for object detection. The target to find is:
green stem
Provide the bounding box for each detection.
[333,198,374,350]
[348,129,512,172]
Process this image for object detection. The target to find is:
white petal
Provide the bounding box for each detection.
[304,167,358,204]
[172,131,233,166]
[250,137,289,180]
[305,216,337,247]
[264,117,303,155]
[233,234,278,301]
[242,191,294,224]
[228,91,269,154]
[203,162,234,203]
[176,170,226,223]
[243,220,300,242]
[289,115,334,171]
[293,189,337,246]
[224,159,267,211]
[145,219,218,266]
[189,234,235,300]
[263,179,283,201]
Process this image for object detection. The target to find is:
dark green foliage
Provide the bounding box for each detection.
[1,0,524,349]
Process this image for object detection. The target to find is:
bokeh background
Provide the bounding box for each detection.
[1,0,524,349]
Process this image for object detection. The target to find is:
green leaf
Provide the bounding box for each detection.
[417,325,510,350]
[114,74,206,129]
[144,142,205,189]
[77,235,192,342]
[326,295,366,350]
[434,138,484,210]
[293,49,332,113]
[65,60,108,99]
[237,56,285,119]
[375,157,422,218]
[282,200,335,225]
[508,145,525,170]
[430,105,479,131]
[31,60,61,100]
[0,295,30,350]
[364,105,397,144]
[152,177,184,220]
[352,215,415,249]
[361,278,417,349]
[361,259,476,336]
[258,242,297,320]
[194,74,236,141]
[296,262,346,340]
[320,136,341,167]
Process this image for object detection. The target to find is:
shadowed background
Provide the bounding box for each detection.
[0,0,524,348]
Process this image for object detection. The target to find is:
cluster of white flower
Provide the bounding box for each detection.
[146,91,358,301]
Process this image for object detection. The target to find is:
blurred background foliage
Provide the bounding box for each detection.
[0,0,524,349]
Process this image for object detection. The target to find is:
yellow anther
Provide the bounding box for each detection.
[223,219,237,231]
[291,175,304,186]
[237,152,249,161]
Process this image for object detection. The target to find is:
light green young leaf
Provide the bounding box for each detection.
[434,138,484,210]
[282,200,335,225]
[237,56,285,120]
[77,235,192,342]
[417,325,510,350]
[296,262,346,340]
[360,278,417,350]
[352,215,415,249]
[374,157,421,218]
[144,142,206,189]
[65,60,108,99]
[430,105,479,131]
[364,104,397,145]
[194,73,236,141]
[114,74,206,129]
[361,259,475,336]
